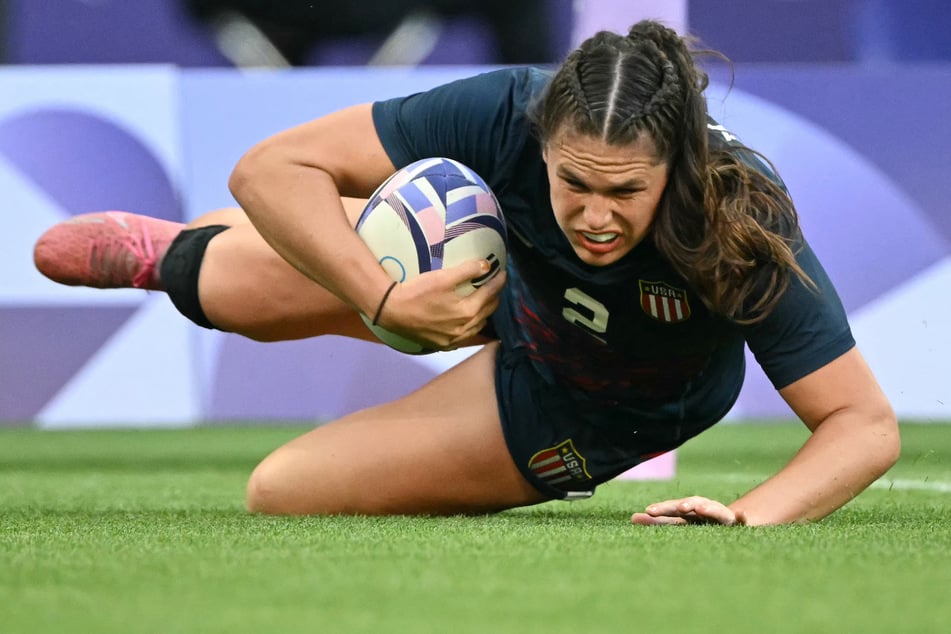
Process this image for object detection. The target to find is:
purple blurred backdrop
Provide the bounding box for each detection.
[4,0,950,67]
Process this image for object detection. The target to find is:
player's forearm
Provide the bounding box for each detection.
[728,411,900,526]
[229,148,392,317]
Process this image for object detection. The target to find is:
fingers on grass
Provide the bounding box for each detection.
[630,512,688,526]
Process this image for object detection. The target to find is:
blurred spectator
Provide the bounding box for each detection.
[183,0,561,67]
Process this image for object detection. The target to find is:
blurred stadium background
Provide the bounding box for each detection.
[1,0,949,430]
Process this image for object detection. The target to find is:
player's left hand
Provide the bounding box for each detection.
[630,496,747,526]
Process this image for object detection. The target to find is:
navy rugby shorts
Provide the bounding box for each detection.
[493,344,727,501]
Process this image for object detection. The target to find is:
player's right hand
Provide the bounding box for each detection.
[376,258,506,350]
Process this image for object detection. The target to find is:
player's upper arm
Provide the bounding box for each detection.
[742,240,855,390]
[778,347,894,431]
[234,103,396,199]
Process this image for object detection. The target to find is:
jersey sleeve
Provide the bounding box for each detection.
[710,121,856,389]
[371,68,543,193]
[740,240,855,389]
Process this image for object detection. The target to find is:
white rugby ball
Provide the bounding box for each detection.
[355,157,507,354]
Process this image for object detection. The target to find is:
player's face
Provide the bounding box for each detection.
[543,127,668,267]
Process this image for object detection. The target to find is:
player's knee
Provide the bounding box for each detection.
[246,450,351,515]
[245,456,301,515]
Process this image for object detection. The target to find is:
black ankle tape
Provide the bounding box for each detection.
[160,225,230,330]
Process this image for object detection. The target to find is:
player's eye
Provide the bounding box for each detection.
[564,178,588,192]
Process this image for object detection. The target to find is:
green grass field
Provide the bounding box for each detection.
[2,422,949,634]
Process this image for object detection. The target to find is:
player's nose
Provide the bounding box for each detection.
[582,195,612,228]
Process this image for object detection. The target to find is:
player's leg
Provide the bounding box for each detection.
[33,199,377,342]
[33,210,183,290]
[185,206,250,229]
[172,196,377,340]
[246,342,548,515]
[31,205,252,291]
[194,218,374,341]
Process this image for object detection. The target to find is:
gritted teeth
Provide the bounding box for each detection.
[582,232,618,243]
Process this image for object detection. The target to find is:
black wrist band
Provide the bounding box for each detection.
[371,281,399,326]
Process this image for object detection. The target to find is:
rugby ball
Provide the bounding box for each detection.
[356,157,507,354]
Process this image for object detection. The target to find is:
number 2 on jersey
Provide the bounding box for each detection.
[562,287,608,343]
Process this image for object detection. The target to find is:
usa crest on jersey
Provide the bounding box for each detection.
[528,439,592,487]
[638,280,691,324]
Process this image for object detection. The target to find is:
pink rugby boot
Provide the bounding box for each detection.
[33,212,184,290]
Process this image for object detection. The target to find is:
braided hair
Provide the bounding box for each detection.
[530,20,813,323]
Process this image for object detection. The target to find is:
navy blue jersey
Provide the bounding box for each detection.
[372,67,854,430]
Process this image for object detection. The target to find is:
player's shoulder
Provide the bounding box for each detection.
[392,66,551,126]
[462,66,552,88]
[443,66,552,106]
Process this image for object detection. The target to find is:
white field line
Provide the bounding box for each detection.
[708,473,951,494]
[871,478,951,493]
